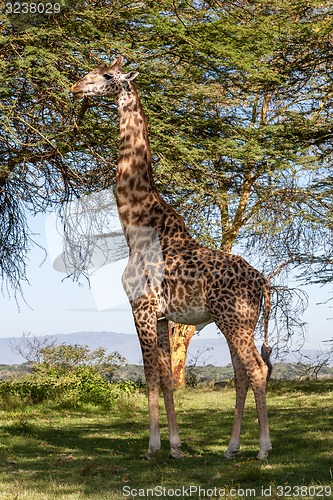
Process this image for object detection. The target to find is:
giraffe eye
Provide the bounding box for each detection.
[103,74,112,80]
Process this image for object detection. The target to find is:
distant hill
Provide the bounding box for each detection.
[0,331,232,365]
[0,332,142,366]
[0,331,331,367]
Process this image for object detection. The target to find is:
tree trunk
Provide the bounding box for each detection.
[169,322,196,387]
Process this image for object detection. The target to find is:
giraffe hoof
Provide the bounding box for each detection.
[256,448,271,461]
[144,449,163,460]
[223,448,239,460]
[170,447,183,459]
[146,445,162,459]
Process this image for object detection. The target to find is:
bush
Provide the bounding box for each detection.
[0,368,139,408]
[0,343,139,409]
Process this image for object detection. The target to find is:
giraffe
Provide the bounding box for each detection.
[71,56,273,461]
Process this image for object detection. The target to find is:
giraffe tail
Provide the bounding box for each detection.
[261,281,273,381]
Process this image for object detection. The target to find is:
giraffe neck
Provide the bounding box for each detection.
[116,84,158,228]
[115,82,189,250]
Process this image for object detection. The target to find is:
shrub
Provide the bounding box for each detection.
[0,368,139,408]
[0,344,138,408]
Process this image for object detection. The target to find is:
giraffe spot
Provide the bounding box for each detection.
[123,100,134,113]
[135,145,145,157]
[117,186,129,198]
[119,152,131,161]
[120,209,130,222]
[134,115,143,126]
[128,178,136,191]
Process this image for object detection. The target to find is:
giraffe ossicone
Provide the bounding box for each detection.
[71,56,272,460]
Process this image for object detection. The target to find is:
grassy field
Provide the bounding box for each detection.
[0,380,332,499]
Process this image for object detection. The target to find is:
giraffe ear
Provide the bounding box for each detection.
[122,71,139,81]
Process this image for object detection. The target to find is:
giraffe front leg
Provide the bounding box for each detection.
[147,383,161,455]
[132,307,161,456]
[163,391,182,458]
[224,348,249,459]
[157,319,182,458]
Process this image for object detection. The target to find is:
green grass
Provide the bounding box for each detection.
[0,380,332,499]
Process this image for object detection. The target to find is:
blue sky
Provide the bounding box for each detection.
[1,212,332,352]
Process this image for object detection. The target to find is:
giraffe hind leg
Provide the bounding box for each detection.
[224,347,250,459]
[215,321,272,460]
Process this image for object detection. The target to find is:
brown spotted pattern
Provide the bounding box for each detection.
[71,56,272,460]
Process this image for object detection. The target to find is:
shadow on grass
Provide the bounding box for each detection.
[0,380,332,498]
[269,378,333,394]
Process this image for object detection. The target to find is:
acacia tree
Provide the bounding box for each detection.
[0,1,132,292]
[140,0,333,382]
[1,0,333,384]
[141,0,333,261]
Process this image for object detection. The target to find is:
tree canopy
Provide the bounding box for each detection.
[1,0,333,301]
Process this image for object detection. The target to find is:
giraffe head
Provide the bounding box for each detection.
[71,56,139,99]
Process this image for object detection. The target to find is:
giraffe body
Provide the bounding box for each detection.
[71,57,272,460]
